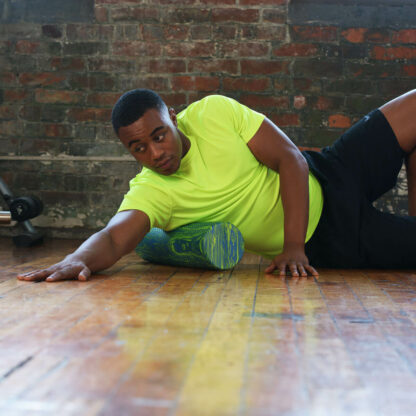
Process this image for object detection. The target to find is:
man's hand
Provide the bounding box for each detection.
[17,257,91,282]
[265,248,319,278]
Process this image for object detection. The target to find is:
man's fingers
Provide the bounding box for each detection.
[305,265,319,277]
[17,269,51,281]
[78,267,91,281]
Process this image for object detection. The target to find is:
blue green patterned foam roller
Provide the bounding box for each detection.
[136,222,244,270]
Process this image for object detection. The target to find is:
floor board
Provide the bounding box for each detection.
[0,237,416,415]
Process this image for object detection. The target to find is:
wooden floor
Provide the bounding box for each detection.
[1,237,416,416]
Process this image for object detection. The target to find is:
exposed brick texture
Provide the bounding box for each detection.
[0,0,415,237]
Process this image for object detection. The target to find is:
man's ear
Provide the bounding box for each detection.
[168,107,177,127]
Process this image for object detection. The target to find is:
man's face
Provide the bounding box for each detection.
[118,107,184,175]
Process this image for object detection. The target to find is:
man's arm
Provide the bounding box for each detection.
[17,210,150,282]
[247,118,318,278]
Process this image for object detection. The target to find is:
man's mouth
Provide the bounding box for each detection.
[157,158,172,170]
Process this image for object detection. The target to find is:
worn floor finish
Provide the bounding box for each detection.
[0,237,416,416]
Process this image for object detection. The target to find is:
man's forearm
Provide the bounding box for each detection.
[65,229,125,273]
[279,152,310,251]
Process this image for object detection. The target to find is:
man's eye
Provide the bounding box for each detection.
[155,134,165,142]
[135,146,145,153]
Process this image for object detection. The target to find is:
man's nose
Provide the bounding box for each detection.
[150,143,164,161]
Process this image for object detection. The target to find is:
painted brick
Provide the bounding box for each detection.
[44,123,73,138]
[41,25,62,38]
[312,96,344,111]
[223,77,270,92]
[263,8,286,24]
[366,29,390,43]
[0,72,17,86]
[240,0,287,4]
[372,46,416,61]
[273,44,318,57]
[241,60,289,75]
[63,42,108,55]
[341,28,367,43]
[392,29,416,44]
[291,26,337,42]
[213,25,237,41]
[35,89,83,104]
[0,106,16,120]
[88,58,134,72]
[212,8,259,23]
[171,76,220,91]
[328,114,351,129]
[293,60,343,78]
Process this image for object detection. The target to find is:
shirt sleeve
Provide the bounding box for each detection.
[117,176,172,230]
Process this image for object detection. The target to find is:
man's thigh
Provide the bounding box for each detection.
[328,109,406,203]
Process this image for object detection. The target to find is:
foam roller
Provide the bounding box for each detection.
[136,222,244,270]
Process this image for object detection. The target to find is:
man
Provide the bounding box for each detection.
[18,89,416,283]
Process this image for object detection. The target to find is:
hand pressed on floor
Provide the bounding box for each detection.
[265,249,319,278]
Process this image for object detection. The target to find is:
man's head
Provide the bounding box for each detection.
[112,89,189,175]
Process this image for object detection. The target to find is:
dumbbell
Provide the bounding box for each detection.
[9,196,43,222]
[0,211,11,224]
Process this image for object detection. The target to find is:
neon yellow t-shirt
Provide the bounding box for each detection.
[118,95,323,259]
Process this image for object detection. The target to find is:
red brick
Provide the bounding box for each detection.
[44,124,72,138]
[190,25,212,40]
[240,0,287,4]
[0,106,16,120]
[199,0,234,4]
[273,44,318,57]
[15,41,40,54]
[148,59,186,73]
[111,7,159,22]
[68,108,111,122]
[270,113,299,127]
[341,28,367,43]
[241,60,289,75]
[112,41,162,56]
[293,95,306,109]
[4,90,29,102]
[292,26,337,42]
[50,58,85,71]
[19,73,66,87]
[312,96,342,111]
[223,77,270,92]
[213,25,237,41]
[0,72,17,86]
[87,92,122,106]
[188,59,238,74]
[220,42,268,57]
[171,76,219,91]
[240,95,289,108]
[392,29,416,44]
[328,114,351,128]
[403,65,416,77]
[242,25,286,41]
[159,93,187,107]
[372,46,416,60]
[35,89,83,104]
[212,8,259,23]
[165,42,215,58]
[142,25,164,41]
[95,7,108,23]
[164,25,189,40]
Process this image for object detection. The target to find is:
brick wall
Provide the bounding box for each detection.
[0,0,415,238]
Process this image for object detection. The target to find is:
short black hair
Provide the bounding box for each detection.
[111,89,167,135]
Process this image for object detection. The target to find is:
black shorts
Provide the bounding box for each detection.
[302,109,416,269]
